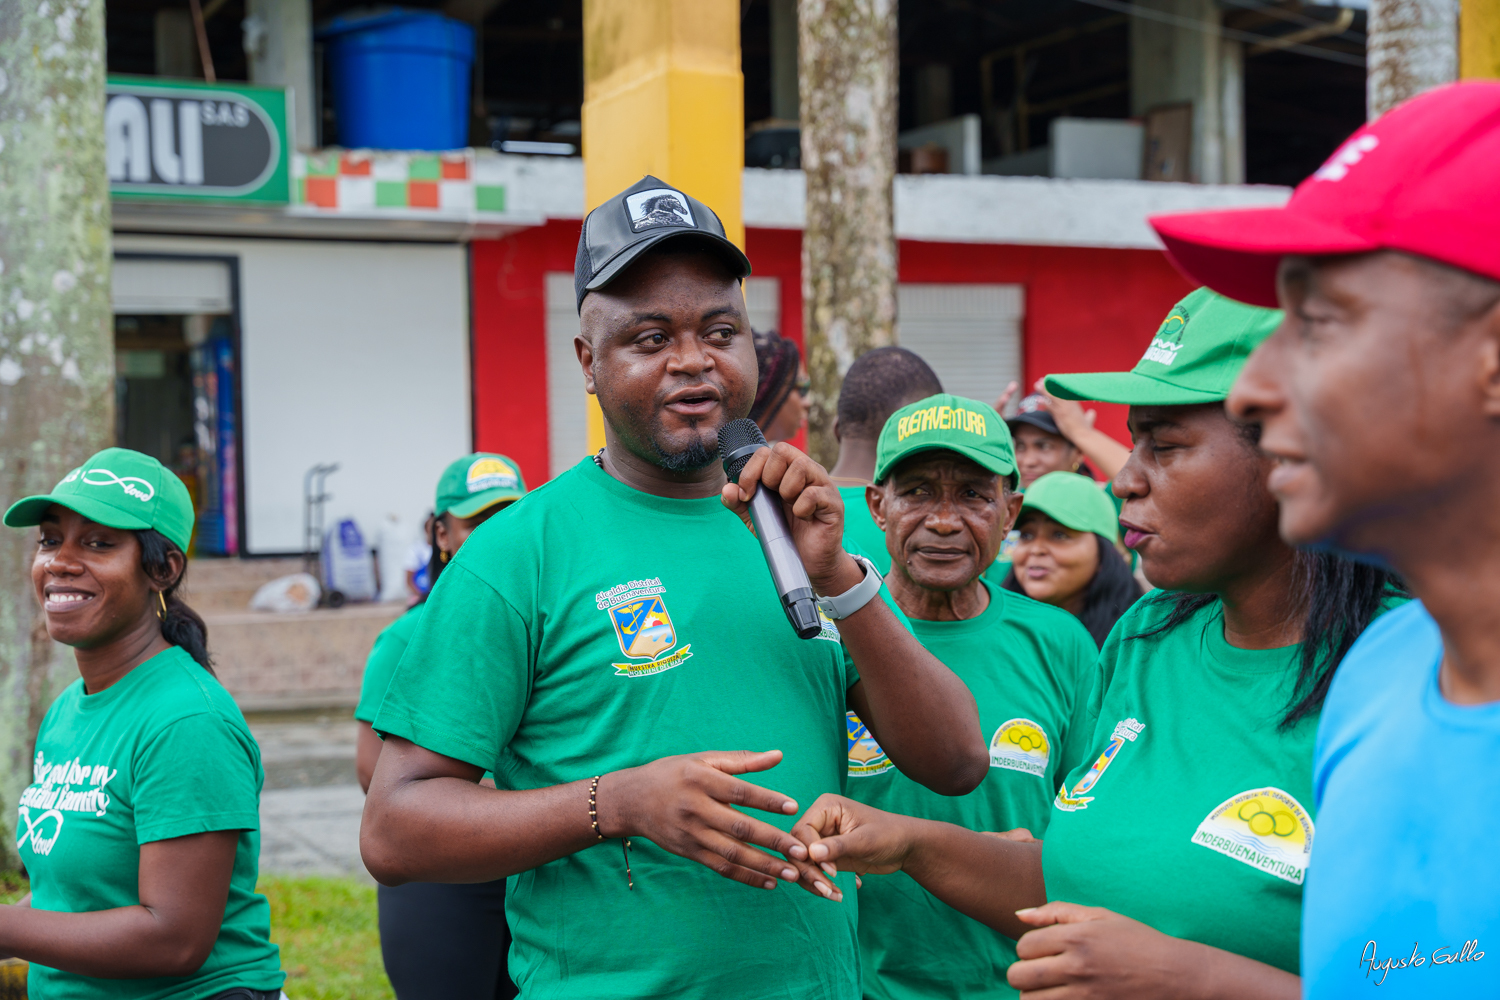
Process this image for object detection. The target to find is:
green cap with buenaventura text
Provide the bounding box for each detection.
[875,394,1016,483]
[4,447,195,552]
[1043,288,1282,406]
[434,453,528,519]
[1019,472,1121,543]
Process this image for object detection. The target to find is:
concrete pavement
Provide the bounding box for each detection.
[248,711,371,882]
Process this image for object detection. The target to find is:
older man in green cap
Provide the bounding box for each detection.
[847,393,1099,1000]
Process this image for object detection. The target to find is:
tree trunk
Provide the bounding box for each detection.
[798,0,897,467]
[0,0,114,866]
[1367,0,1458,118]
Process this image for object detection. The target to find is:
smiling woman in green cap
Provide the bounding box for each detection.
[354,452,526,1000]
[0,447,284,999]
[848,394,1099,1000]
[789,289,1406,1000]
[1001,471,1142,647]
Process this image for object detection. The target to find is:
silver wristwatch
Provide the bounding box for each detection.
[816,553,883,621]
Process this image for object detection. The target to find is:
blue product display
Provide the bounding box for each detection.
[318,10,475,151]
[190,320,239,555]
[1303,600,1500,998]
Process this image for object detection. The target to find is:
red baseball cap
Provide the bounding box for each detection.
[1149,81,1500,307]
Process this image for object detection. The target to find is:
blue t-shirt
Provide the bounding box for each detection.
[1304,600,1500,997]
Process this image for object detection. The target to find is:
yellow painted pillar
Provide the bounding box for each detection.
[579,0,745,452]
[1462,0,1500,77]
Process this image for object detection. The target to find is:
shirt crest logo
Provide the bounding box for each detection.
[597,578,693,678]
[1191,786,1314,884]
[1055,717,1143,811]
[846,711,893,776]
[990,718,1050,777]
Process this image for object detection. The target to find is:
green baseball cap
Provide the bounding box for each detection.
[875,394,1016,483]
[1044,287,1282,405]
[1018,472,1120,542]
[435,453,528,518]
[4,447,195,552]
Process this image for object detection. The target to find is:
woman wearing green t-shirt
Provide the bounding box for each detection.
[0,448,284,1000]
[354,453,526,1000]
[791,290,1404,999]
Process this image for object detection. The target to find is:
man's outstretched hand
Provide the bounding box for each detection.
[596,750,842,900]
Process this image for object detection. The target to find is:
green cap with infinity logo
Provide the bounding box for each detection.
[1043,287,1282,405]
[875,393,1016,483]
[434,453,528,518]
[4,447,195,551]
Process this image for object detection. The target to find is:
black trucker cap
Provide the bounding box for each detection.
[1005,392,1065,439]
[574,175,752,310]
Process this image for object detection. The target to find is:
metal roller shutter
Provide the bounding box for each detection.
[896,283,1024,407]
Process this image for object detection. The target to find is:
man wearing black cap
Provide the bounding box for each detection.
[1007,392,1086,490]
[362,176,987,1000]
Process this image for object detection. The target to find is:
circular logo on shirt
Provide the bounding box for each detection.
[1190,786,1314,885]
[990,718,1050,777]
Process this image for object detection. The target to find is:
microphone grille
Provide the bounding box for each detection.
[718,418,767,480]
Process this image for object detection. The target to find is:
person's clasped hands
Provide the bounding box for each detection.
[591,749,844,901]
[787,794,1231,1000]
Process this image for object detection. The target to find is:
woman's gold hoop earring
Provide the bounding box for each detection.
[157,591,168,620]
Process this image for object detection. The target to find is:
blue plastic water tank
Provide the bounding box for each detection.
[318,10,475,151]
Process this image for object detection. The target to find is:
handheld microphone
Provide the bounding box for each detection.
[718,419,823,640]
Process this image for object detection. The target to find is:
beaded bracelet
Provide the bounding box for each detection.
[588,775,634,890]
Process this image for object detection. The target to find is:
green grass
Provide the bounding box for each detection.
[259,875,392,1000]
[0,872,27,905]
[0,873,391,998]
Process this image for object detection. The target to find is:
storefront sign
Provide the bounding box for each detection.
[106,76,290,203]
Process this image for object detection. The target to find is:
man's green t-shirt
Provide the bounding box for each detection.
[19,646,284,1000]
[847,584,1097,1000]
[1043,595,1317,974]
[354,604,423,724]
[839,484,891,575]
[374,459,862,1000]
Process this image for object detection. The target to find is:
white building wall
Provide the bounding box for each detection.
[113,234,471,554]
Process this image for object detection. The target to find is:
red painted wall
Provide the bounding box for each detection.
[471,220,580,487]
[743,228,808,453]
[898,241,1192,443]
[471,225,1194,483]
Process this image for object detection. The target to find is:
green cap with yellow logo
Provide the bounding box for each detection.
[1019,471,1120,542]
[435,453,528,518]
[4,447,195,552]
[1044,288,1282,406]
[875,394,1016,483]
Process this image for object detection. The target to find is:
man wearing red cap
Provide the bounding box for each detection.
[1150,82,1500,998]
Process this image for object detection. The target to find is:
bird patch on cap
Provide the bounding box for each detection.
[467,457,519,493]
[625,188,694,232]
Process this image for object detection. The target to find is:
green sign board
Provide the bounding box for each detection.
[106,76,291,204]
